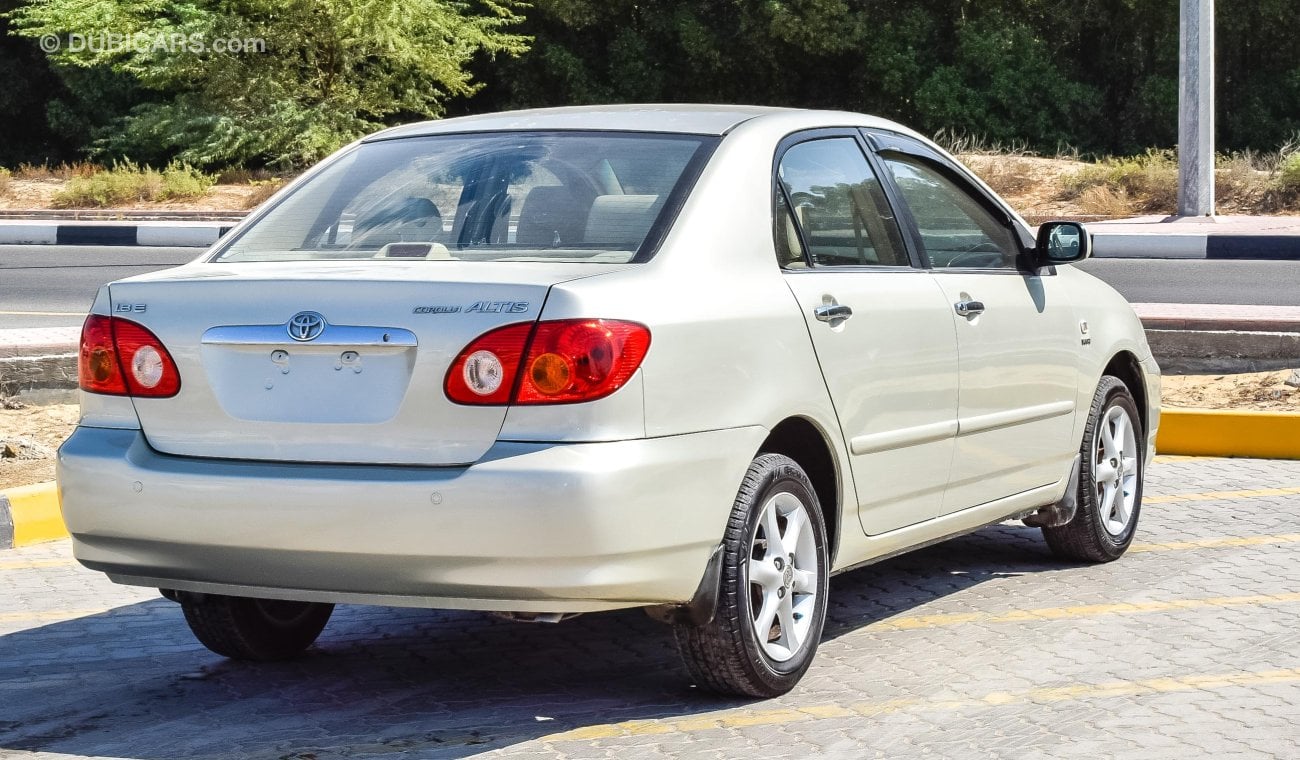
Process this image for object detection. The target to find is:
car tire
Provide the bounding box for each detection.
[673,453,830,698]
[1043,375,1144,563]
[180,594,334,661]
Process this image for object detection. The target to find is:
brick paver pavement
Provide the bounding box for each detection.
[2,456,1299,759]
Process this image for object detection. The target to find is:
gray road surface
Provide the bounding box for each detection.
[1076,258,1300,307]
[0,246,196,329]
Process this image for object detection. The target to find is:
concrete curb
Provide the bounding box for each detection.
[1091,233,1300,260]
[1145,330,1300,374]
[0,481,66,549]
[0,220,234,247]
[1156,409,1300,460]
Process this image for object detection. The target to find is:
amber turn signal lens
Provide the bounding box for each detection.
[529,352,572,395]
[89,349,117,383]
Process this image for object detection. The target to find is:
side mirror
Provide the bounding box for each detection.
[1034,221,1091,265]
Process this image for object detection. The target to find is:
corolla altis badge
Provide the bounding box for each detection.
[412,301,530,315]
[287,311,326,342]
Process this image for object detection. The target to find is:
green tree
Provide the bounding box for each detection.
[0,0,143,166]
[9,0,529,168]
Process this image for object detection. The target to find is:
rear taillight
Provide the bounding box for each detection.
[445,319,651,405]
[78,315,181,398]
[444,323,533,405]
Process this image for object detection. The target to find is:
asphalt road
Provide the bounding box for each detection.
[0,246,197,328]
[1,245,1298,329]
[1076,258,1300,307]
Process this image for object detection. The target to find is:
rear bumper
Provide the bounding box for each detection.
[58,425,764,612]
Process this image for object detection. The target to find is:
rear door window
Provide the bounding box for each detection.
[776,138,909,268]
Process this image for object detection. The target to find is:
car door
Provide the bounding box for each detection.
[869,133,1080,513]
[775,132,961,536]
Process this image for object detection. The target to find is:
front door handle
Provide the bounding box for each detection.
[814,304,853,323]
[954,300,985,317]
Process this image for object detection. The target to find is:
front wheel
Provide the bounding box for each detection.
[673,454,830,697]
[180,594,334,661]
[1043,375,1145,562]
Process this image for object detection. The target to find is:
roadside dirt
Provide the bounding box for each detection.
[0,403,77,489]
[0,178,261,211]
[958,155,1097,218]
[1161,370,1300,412]
[2,371,1296,490]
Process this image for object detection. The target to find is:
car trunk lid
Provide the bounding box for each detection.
[109,261,620,465]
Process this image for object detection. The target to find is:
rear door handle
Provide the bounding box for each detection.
[814,304,853,323]
[954,300,985,317]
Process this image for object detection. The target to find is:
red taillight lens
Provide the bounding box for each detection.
[516,320,651,404]
[445,319,651,406]
[79,315,127,395]
[78,315,181,398]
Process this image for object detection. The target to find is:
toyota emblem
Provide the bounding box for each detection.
[287,311,326,341]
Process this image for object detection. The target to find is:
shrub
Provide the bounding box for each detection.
[1061,150,1178,213]
[51,161,214,207]
[53,163,154,207]
[1276,152,1300,194]
[158,163,216,200]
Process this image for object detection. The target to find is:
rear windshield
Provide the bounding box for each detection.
[213,131,716,264]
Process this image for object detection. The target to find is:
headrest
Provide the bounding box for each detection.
[583,194,660,248]
[516,186,591,247]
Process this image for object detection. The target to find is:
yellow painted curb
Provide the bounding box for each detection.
[1157,408,1300,460]
[0,481,66,548]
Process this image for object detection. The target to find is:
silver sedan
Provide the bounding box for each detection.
[59,105,1160,697]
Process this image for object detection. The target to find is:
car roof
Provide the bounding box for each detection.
[364,104,904,141]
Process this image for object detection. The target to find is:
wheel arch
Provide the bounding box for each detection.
[756,416,842,565]
[1102,351,1149,436]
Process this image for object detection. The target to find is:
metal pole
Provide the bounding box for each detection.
[1178,0,1215,217]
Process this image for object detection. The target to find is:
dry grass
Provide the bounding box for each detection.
[242,180,285,209]
[971,156,1041,196]
[0,168,11,198]
[1076,186,1134,216]
[14,161,99,181]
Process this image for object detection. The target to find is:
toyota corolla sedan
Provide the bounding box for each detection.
[59,105,1159,697]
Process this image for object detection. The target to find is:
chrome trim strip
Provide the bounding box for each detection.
[201,324,418,348]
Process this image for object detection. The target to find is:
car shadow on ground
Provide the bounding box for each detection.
[0,523,1070,759]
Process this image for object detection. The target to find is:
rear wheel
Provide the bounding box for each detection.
[673,454,830,697]
[1043,375,1144,562]
[180,594,334,661]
